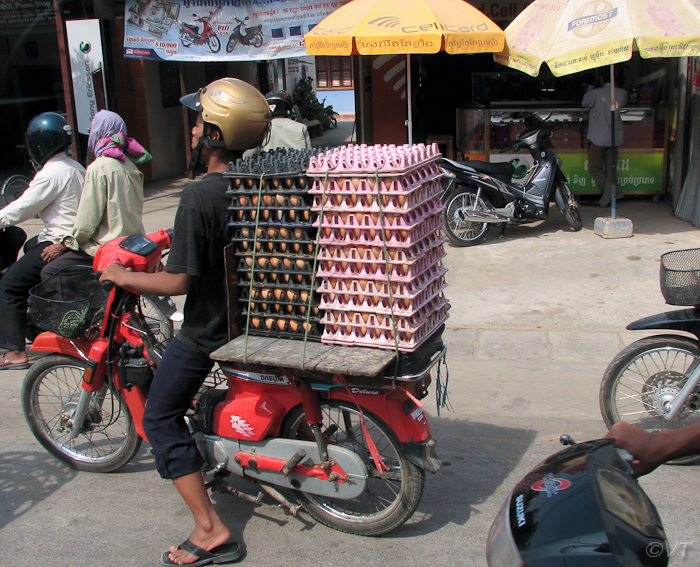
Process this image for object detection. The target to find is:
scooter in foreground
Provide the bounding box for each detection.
[600,247,700,465]
[439,122,582,246]
[22,229,446,536]
[486,435,668,566]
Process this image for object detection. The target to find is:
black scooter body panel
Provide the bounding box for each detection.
[510,440,667,566]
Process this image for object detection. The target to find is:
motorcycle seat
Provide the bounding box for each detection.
[442,158,515,184]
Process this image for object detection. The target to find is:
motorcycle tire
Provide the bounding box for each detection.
[251,32,263,48]
[600,335,700,465]
[557,183,582,231]
[442,187,491,246]
[180,33,194,48]
[282,400,425,536]
[226,36,237,53]
[207,34,221,53]
[140,294,175,346]
[22,355,141,472]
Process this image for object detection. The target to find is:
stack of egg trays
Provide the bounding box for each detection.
[225,148,329,341]
[307,143,450,352]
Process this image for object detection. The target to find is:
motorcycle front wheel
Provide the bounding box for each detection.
[22,355,141,472]
[557,183,582,231]
[207,34,221,53]
[226,36,237,53]
[283,401,425,535]
[442,187,491,246]
[600,335,700,465]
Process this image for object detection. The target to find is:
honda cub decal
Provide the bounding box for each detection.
[220,366,291,385]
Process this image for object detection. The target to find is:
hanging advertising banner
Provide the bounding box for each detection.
[123,0,350,62]
[65,19,108,135]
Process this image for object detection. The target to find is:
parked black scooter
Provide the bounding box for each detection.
[440,122,582,246]
[225,16,264,53]
[486,435,668,566]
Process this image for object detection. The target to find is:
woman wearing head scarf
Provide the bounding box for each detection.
[41,110,152,278]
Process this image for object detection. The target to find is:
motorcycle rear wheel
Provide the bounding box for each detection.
[251,32,263,48]
[442,187,491,246]
[22,355,141,472]
[140,294,175,346]
[600,335,700,465]
[557,183,582,231]
[283,401,425,535]
[207,34,221,53]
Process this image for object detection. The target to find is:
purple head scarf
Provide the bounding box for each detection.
[87,110,152,164]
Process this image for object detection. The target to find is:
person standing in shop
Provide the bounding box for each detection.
[582,70,627,207]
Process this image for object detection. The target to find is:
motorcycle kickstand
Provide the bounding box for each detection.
[206,474,264,505]
[259,484,303,517]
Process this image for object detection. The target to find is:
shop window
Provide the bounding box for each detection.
[316,56,353,90]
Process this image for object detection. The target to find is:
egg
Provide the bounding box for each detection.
[299,290,309,303]
[289,320,299,332]
[251,316,261,328]
[265,318,275,329]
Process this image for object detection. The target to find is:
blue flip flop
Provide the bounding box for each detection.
[161,540,242,566]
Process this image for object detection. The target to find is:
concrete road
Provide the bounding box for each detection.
[2,181,700,566]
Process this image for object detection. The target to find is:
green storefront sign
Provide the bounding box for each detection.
[560,152,664,195]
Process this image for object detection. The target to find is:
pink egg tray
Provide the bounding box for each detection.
[306,143,442,176]
[320,305,450,352]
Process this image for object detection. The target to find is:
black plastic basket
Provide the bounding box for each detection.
[29,265,108,339]
[660,248,700,306]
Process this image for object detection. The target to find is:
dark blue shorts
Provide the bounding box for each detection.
[143,336,214,480]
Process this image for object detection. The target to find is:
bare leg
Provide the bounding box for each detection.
[166,471,232,565]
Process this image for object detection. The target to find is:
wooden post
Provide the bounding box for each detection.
[53,0,80,163]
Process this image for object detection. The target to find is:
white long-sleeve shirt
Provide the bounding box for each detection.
[0,153,85,243]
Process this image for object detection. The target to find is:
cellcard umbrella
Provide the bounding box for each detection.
[305,0,505,143]
[494,0,700,217]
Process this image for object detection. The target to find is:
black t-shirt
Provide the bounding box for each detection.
[166,172,231,354]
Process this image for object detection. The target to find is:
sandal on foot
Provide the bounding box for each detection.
[161,540,242,566]
[0,355,29,371]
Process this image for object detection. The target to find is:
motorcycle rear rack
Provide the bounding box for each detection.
[211,335,444,385]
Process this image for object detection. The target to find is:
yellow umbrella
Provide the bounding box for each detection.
[495,0,700,77]
[495,0,700,217]
[304,0,505,143]
[304,0,504,56]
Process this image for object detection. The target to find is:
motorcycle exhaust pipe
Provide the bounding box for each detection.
[456,210,510,224]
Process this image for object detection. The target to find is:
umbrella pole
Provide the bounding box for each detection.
[610,63,617,219]
[406,54,413,145]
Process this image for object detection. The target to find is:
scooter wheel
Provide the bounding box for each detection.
[207,34,221,53]
[226,37,237,53]
[600,335,700,465]
[22,355,141,472]
[442,187,491,246]
[282,401,425,535]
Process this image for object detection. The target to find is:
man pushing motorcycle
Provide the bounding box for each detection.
[99,78,271,566]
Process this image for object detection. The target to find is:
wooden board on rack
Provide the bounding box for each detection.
[211,335,396,379]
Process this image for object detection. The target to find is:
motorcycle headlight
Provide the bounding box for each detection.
[486,496,526,567]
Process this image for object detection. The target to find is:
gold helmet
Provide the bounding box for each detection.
[181,78,271,151]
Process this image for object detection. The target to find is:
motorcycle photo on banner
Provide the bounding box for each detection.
[122,0,350,61]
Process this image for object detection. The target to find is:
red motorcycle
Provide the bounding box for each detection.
[179,14,221,53]
[21,230,447,536]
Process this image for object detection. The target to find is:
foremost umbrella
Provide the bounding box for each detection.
[494,0,700,217]
[305,0,505,142]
